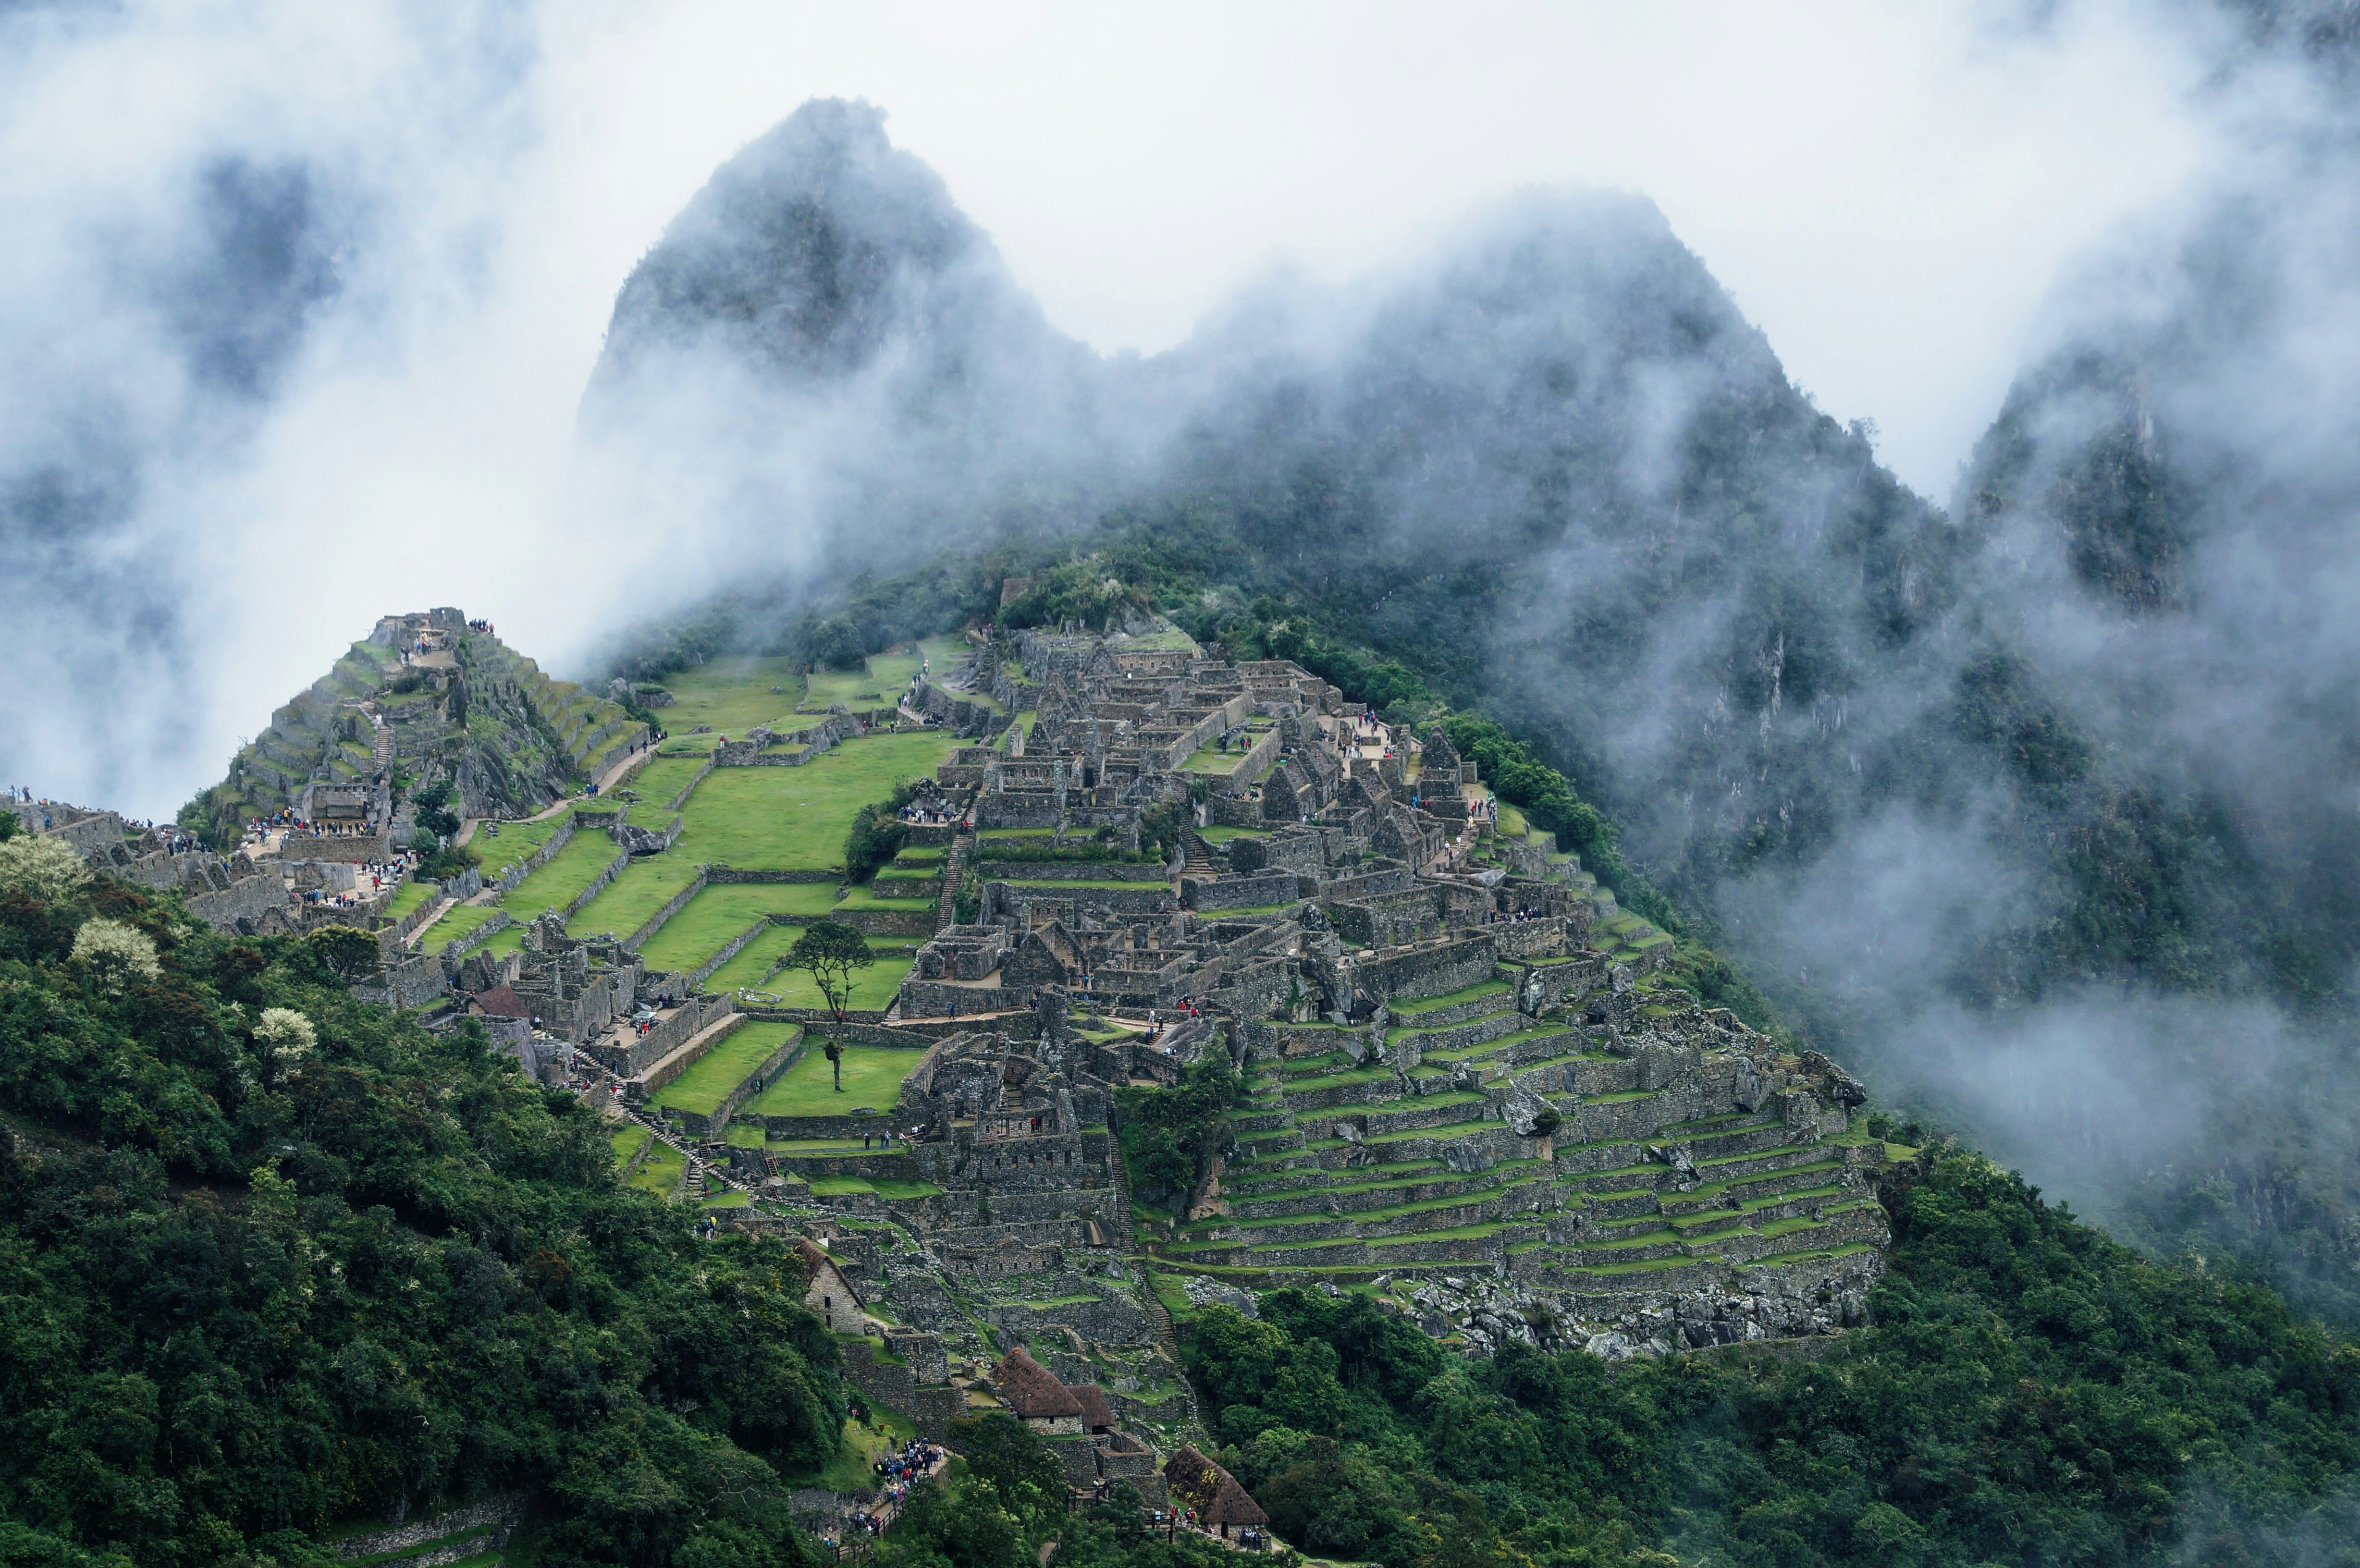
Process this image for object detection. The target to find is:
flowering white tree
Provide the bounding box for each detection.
[252,1007,317,1064]
[70,918,160,991]
[0,834,89,903]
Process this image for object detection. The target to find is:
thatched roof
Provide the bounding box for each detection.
[992,1348,1082,1420]
[1206,1471,1268,1527]
[1163,1445,1217,1505]
[1068,1383,1119,1432]
[469,985,529,1019]
[1165,1445,1266,1526]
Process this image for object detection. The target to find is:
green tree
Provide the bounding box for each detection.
[302,925,383,988]
[1114,1056,1242,1216]
[789,920,873,1022]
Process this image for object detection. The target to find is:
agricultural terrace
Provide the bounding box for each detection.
[498,831,621,919]
[566,853,706,942]
[658,656,807,735]
[467,805,573,883]
[649,1021,802,1117]
[381,881,435,921]
[627,1136,685,1196]
[621,756,710,810]
[675,731,957,870]
[745,1042,922,1118]
[801,635,964,711]
[716,930,917,1009]
[635,883,844,973]
[419,904,503,955]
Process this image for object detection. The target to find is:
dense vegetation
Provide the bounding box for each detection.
[0,842,844,1568]
[1114,1058,1244,1217]
[1164,1161,2360,1568]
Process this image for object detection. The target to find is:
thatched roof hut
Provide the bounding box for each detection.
[991,1347,1082,1421]
[1068,1383,1119,1433]
[1164,1444,1268,1533]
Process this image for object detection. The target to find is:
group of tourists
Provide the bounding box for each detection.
[872,1438,942,1488]
[897,802,954,825]
[246,807,377,841]
[5,787,57,832]
[466,619,494,635]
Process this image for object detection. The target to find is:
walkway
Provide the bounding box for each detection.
[455,736,657,847]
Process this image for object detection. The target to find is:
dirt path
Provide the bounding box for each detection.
[455,736,656,847]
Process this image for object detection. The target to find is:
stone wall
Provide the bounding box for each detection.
[562,848,632,923]
[441,910,513,962]
[739,1015,938,1048]
[836,1339,967,1441]
[381,892,444,951]
[662,757,714,809]
[593,997,736,1079]
[987,881,1172,920]
[707,867,841,884]
[278,831,391,863]
[1203,794,1265,829]
[358,951,448,1011]
[625,870,709,952]
[690,918,771,987]
[492,813,576,895]
[827,903,943,937]
[1316,863,1416,901]
[970,859,1161,882]
[330,1494,527,1561]
[1490,916,1571,960]
[1351,933,1499,1004]
[666,1026,803,1138]
[897,979,1015,1017]
[188,873,295,932]
[1181,869,1303,911]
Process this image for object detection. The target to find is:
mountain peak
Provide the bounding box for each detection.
[591,98,988,389]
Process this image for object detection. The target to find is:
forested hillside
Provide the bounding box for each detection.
[0,827,841,1568]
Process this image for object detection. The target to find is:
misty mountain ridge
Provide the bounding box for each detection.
[583,79,2360,1320]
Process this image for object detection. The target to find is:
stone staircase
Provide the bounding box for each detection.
[935,826,973,927]
[1144,968,1890,1300]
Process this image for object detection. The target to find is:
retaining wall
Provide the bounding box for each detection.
[563,849,633,922]
[625,870,709,951]
[690,918,772,987]
[666,1026,804,1139]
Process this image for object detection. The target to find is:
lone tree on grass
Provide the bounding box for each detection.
[789,919,873,1029]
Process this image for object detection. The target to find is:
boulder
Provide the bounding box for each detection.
[1502,1083,1554,1137]
[1440,1138,1497,1175]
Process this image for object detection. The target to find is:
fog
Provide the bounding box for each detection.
[2,0,2236,821]
[13,0,2360,1300]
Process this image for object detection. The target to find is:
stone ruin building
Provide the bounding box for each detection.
[651,615,1905,1536]
[52,605,1905,1531]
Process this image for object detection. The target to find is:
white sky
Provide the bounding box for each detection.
[543,0,2219,497]
[4,0,2237,814]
